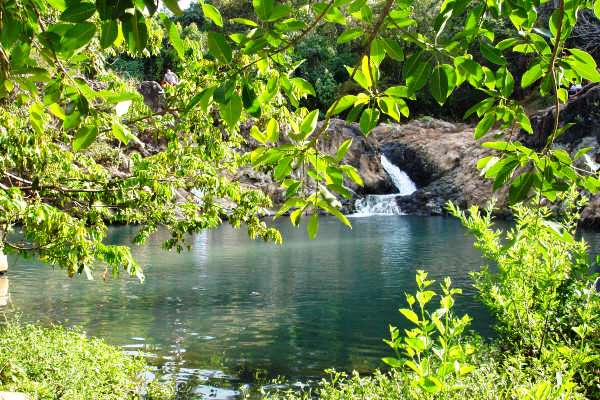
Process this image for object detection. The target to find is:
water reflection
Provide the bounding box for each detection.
[0,216,527,396]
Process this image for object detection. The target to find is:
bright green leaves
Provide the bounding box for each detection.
[521,62,543,88]
[100,20,118,49]
[61,23,97,53]
[337,28,364,44]
[404,52,432,92]
[474,112,495,140]
[163,0,183,16]
[207,31,232,64]
[122,11,149,53]
[595,0,600,19]
[359,108,380,135]
[201,2,224,27]
[429,65,452,105]
[299,109,319,139]
[160,14,185,59]
[479,39,506,66]
[60,2,96,22]
[252,0,290,21]
[495,67,515,98]
[384,271,475,392]
[220,94,242,129]
[566,49,600,82]
[253,0,274,20]
[242,84,261,117]
[328,95,357,116]
[290,77,316,97]
[72,125,98,151]
[307,213,319,240]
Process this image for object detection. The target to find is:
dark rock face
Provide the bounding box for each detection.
[524,83,600,148]
[138,81,166,113]
[368,118,504,216]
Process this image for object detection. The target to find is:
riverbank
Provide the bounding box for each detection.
[0,321,174,399]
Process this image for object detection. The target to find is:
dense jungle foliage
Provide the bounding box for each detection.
[0,0,599,398]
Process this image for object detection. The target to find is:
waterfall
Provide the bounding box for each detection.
[351,154,417,217]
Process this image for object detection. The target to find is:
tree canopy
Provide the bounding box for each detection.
[1,0,600,279]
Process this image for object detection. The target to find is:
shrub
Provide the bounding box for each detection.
[266,198,599,400]
[0,321,174,400]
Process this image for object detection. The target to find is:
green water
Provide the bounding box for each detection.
[3,216,504,397]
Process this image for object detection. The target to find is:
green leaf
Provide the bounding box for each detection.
[207,31,232,64]
[474,112,495,139]
[220,93,242,129]
[382,357,403,368]
[185,87,214,112]
[337,28,363,44]
[253,0,274,20]
[508,172,535,203]
[341,165,363,187]
[399,308,419,324]
[328,95,356,115]
[265,4,291,21]
[202,3,223,27]
[405,336,426,351]
[163,0,183,16]
[567,48,600,82]
[230,18,258,27]
[521,62,543,88]
[73,125,98,150]
[429,65,449,105]
[359,108,380,135]
[60,23,97,52]
[168,21,185,59]
[266,118,279,143]
[121,12,149,53]
[112,121,133,144]
[60,2,96,22]
[479,40,506,65]
[100,20,118,49]
[47,0,66,11]
[307,213,319,240]
[335,138,353,161]
[299,109,319,138]
[495,67,515,98]
[595,0,600,19]
[404,54,431,91]
[242,84,261,116]
[290,77,316,97]
[381,38,404,61]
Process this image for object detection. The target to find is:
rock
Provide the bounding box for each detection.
[316,119,394,195]
[368,118,506,216]
[138,81,166,113]
[0,393,30,400]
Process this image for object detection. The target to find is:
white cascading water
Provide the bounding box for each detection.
[351,154,417,217]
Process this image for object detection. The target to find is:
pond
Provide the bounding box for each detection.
[5,215,593,398]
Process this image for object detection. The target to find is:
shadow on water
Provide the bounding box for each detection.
[3,216,597,398]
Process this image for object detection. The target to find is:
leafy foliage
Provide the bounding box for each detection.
[0,320,174,399]
[1,0,600,279]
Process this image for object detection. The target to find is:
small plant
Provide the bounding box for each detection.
[383,270,476,396]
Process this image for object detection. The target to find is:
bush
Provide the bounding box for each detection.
[0,321,174,400]
[266,197,599,400]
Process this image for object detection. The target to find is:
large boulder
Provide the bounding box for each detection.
[369,118,507,215]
